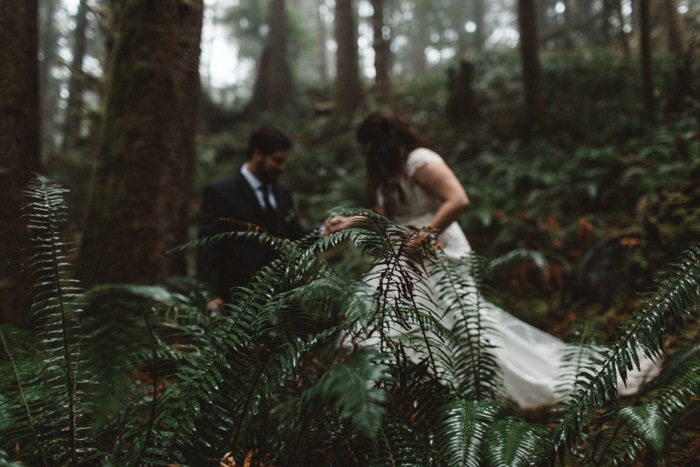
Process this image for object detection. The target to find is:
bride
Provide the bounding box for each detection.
[324,111,658,408]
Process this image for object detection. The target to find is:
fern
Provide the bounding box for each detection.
[484,419,552,467]
[551,245,700,460]
[437,399,504,467]
[589,347,700,466]
[4,176,700,466]
[1,175,97,466]
[434,253,503,401]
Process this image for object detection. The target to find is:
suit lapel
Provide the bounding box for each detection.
[271,185,287,235]
[218,172,265,224]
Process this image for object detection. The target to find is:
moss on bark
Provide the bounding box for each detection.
[79,0,203,286]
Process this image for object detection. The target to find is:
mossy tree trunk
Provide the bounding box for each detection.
[79,0,203,286]
[248,0,296,112]
[333,0,364,119]
[371,0,391,105]
[0,0,41,327]
[639,0,656,117]
[39,0,60,147]
[517,0,544,127]
[316,0,330,87]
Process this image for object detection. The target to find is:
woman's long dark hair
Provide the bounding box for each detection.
[356,112,430,218]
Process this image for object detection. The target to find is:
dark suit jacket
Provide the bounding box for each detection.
[195,171,307,301]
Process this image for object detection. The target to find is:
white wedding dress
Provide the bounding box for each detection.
[360,148,659,408]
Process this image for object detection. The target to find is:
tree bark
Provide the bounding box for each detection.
[333,0,363,119]
[317,0,330,86]
[473,0,486,52]
[614,0,630,57]
[248,0,296,111]
[372,0,391,104]
[413,4,428,76]
[39,0,61,147]
[639,0,656,117]
[518,0,544,125]
[62,0,89,152]
[0,0,41,327]
[661,0,684,54]
[79,0,203,286]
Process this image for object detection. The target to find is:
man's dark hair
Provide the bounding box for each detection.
[246,126,292,159]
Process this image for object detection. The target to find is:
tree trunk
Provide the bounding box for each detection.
[317,0,330,86]
[62,0,89,152]
[39,0,61,147]
[372,0,391,104]
[614,0,630,57]
[248,0,296,112]
[413,10,427,76]
[661,0,684,54]
[0,0,41,327]
[446,60,479,124]
[333,0,363,119]
[518,0,544,126]
[473,0,486,52]
[639,0,656,117]
[663,0,692,112]
[601,0,614,41]
[79,0,203,286]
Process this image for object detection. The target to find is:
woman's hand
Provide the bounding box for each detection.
[322,215,365,235]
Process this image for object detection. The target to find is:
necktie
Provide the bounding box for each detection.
[259,185,276,228]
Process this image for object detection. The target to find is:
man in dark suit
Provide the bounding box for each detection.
[196,126,307,311]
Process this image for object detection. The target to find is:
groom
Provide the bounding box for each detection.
[196,126,307,310]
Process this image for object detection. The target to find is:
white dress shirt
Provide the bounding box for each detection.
[241,163,278,211]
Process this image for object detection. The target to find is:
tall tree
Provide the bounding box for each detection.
[79,0,203,285]
[661,0,685,54]
[639,0,655,117]
[372,0,391,104]
[333,0,364,118]
[412,1,429,76]
[317,0,330,86]
[518,0,544,125]
[39,0,61,147]
[248,0,296,111]
[0,0,41,327]
[62,0,90,152]
[472,0,486,51]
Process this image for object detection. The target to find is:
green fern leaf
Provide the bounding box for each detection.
[437,399,503,467]
[484,419,550,467]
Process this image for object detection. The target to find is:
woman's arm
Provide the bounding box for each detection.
[412,161,469,232]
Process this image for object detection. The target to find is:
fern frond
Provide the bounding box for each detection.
[437,399,504,467]
[302,347,392,436]
[368,418,431,466]
[153,246,352,464]
[79,284,204,465]
[484,419,551,467]
[15,175,96,465]
[433,253,503,401]
[590,346,700,466]
[551,245,700,459]
[555,320,606,402]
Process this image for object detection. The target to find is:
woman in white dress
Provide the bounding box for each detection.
[325,111,657,408]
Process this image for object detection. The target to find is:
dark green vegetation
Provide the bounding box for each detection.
[2,50,700,465]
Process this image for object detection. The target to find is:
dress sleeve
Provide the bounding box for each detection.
[406,148,445,177]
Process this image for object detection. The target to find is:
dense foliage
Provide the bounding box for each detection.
[1,172,699,466]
